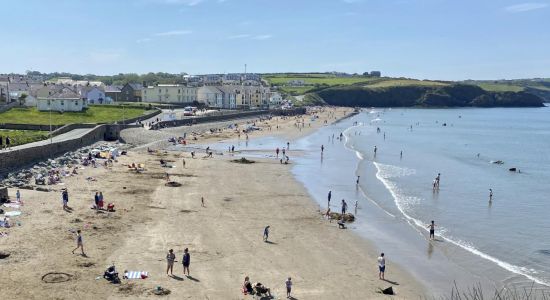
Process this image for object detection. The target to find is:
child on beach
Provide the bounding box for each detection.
[166,249,176,275]
[72,229,85,256]
[182,248,190,276]
[16,190,20,202]
[378,253,385,280]
[286,277,292,298]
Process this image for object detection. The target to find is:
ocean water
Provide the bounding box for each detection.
[203,107,550,295]
[290,107,550,295]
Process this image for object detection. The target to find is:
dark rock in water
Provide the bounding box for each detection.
[328,212,355,222]
[509,168,517,172]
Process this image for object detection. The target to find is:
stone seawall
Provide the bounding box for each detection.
[0,125,107,176]
[150,108,305,130]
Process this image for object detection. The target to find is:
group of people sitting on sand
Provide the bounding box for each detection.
[242,276,272,297]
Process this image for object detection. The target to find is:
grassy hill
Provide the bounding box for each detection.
[0,105,152,125]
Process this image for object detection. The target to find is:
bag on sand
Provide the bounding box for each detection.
[380,286,394,295]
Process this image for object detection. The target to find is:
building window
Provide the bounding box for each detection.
[178,89,181,94]
[61,100,64,106]
[75,100,78,105]
[159,89,161,93]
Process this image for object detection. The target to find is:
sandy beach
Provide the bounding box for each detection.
[0,107,424,299]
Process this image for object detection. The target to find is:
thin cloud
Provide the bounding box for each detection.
[154,30,193,36]
[143,0,204,6]
[505,2,548,13]
[136,38,152,43]
[252,35,272,40]
[227,34,251,39]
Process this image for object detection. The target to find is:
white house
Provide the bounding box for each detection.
[79,86,107,104]
[37,87,87,112]
[197,86,223,108]
[269,92,283,107]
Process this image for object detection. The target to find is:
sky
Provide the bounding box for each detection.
[0,0,549,80]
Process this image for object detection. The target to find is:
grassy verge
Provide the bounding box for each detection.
[0,106,151,125]
[0,129,48,146]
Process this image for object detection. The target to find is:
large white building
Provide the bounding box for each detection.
[142,84,197,104]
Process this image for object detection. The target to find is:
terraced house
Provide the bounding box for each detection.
[142,84,197,104]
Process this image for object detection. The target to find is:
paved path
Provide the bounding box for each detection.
[1,127,97,152]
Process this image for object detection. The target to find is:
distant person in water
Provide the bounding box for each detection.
[341,199,348,215]
[374,146,377,156]
[356,176,360,185]
[435,173,441,188]
[321,145,324,153]
[427,220,436,240]
[354,200,358,215]
[400,151,403,159]
[327,190,332,207]
[276,148,280,157]
[489,189,493,202]
[287,142,290,150]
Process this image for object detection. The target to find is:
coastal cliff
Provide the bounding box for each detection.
[305,84,544,108]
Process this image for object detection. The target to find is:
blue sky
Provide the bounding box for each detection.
[1,0,549,80]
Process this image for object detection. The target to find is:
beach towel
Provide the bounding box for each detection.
[4,211,21,217]
[3,203,20,209]
[124,271,148,279]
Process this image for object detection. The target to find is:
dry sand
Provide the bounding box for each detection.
[0,107,425,299]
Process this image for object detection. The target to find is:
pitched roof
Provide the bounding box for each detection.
[47,87,80,99]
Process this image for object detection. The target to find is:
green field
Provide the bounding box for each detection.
[0,129,48,146]
[364,79,448,89]
[265,75,379,86]
[474,83,524,92]
[0,106,151,125]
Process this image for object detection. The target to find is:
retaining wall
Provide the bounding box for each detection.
[0,125,108,176]
[150,108,305,130]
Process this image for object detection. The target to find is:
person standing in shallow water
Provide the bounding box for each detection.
[327,190,331,208]
[378,253,386,280]
[341,199,347,215]
[489,189,493,202]
[427,220,436,240]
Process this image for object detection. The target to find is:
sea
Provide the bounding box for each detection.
[191,106,550,296]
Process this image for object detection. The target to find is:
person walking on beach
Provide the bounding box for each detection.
[427,220,436,240]
[166,249,176,275]
[356,176,360,185]
[72,229,85,256]
[489,189,493,202]
[62,189,69,210]
[286,277,293,298]
[282,148,286,156]
[263,225,270,242]
[94,192,100,211]
[182,248,190,276]
[16,189,20,202]
[327,190,332,208]
[201,196,205,207]
[435,173,441,188]
[276,148,280,158]
[377,253,386,280]
[341,199,348,215]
